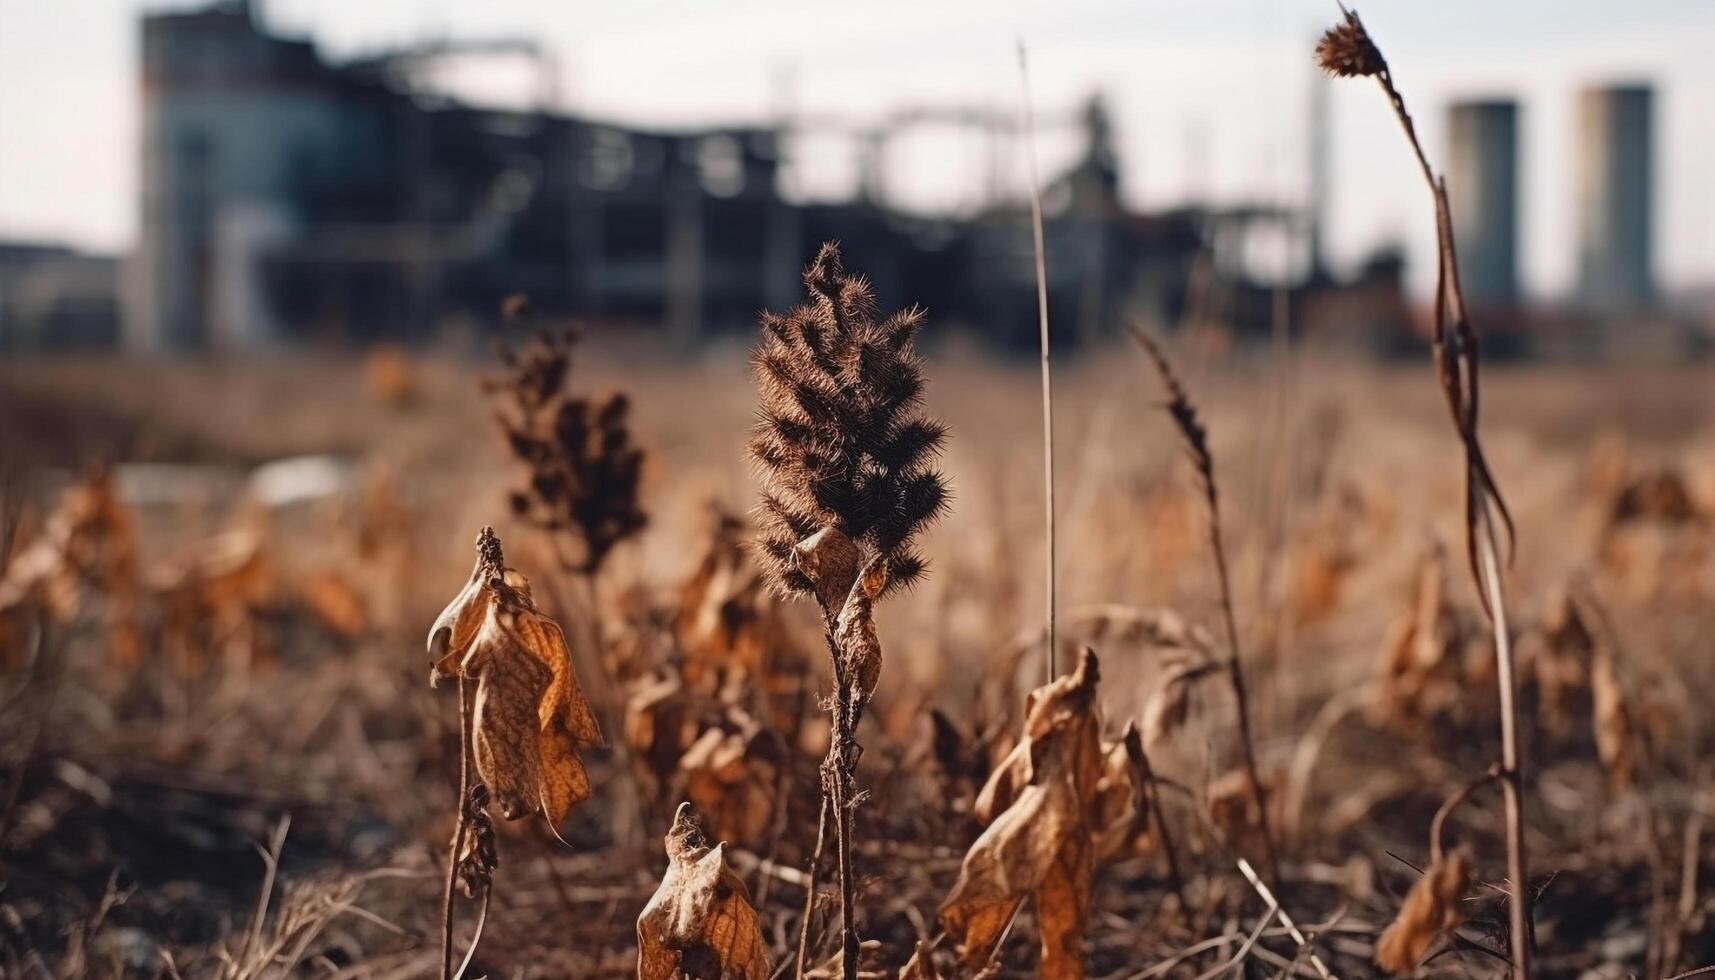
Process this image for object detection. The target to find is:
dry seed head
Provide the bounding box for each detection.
[1316,10,1386,78]
[749,242,949,605]
[1129,328,1215,506]
[486,320,647,575]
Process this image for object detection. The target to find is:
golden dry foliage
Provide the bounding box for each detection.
[429,527,604,828]
[0,467,140,667]
[637,803,769,980]
[675,508,771,684]
[1140,654,1219,749]
[154,530,275,677]
[363,343,417,407]
[627,672,703,796]
[671,506,804,733]
[1090,723,1153,862]
[679,714,780,848]
[941,649,1104,979]
[1372,540,1484,727]
[1523,587,1595,737]
[1590,647,1636,791]
[297,569,368,639]
[1374,847,1472,973]
[832,554,888,705]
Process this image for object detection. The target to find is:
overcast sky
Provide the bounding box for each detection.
[1,0,1711,299]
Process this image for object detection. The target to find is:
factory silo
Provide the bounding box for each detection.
[1446,99,1520,305]
[1575,84,1654,312]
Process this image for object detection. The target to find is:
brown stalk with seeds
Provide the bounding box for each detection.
[1316,8,1529,974]
[1129,327,1281,887]
[748,242,949,980]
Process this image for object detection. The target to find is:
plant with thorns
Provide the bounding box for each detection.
[1317,8,1528,975]
[747,242,949,980]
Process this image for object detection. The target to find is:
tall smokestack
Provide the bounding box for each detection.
[1575,83,1654,312]
[1446,98,1520,305]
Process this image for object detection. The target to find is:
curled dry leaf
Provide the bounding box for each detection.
[941,649,1102,980]
[792,526,861,620]
[1090,723,1153,861]
[637,803,769,980]
[626,671,700,796]
[679,716,780,848]
[1140,656,1219,749]
[834,556,888,704]
[428,527,604,828]
[1374,846,1472,973]
[676,507,775,687]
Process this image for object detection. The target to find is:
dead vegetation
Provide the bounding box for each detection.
[3,24,1715,976]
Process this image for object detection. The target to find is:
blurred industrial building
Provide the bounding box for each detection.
[0,0,1693,357]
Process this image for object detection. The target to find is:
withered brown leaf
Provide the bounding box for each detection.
[1591,648,1636,791]
[833,555,888,704]
[680,719,778,849]
[1091,723,1151,862]
[940,649,1102,980]
[637,803,769,980]
[0,468,141,668]
[1374,847,1472,973]
[429,528,604,828]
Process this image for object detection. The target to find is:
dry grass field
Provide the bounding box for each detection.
[2,315,1713,978]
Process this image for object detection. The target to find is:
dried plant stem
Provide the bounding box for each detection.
[1430,765,1504,864]
[1134,740,1191,927]
[1131,328,1281,886]
[1235,858,1333,980]
[1018,41,1057,685]
[796,794,831,977]
[450,885,491,980]
[1478,513,1532,968]
[1320,9,1529,972]
[1211,511,1282,888]
[440,675,473,980]
[822,624,862,980]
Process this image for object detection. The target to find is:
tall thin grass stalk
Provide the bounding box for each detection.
[1131,328,1282,887]
[1316,7,1528,974]
[1017,41,1058,686]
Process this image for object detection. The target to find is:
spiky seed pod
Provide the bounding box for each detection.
[748,242,949,604]
[1316,10,1386,78]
